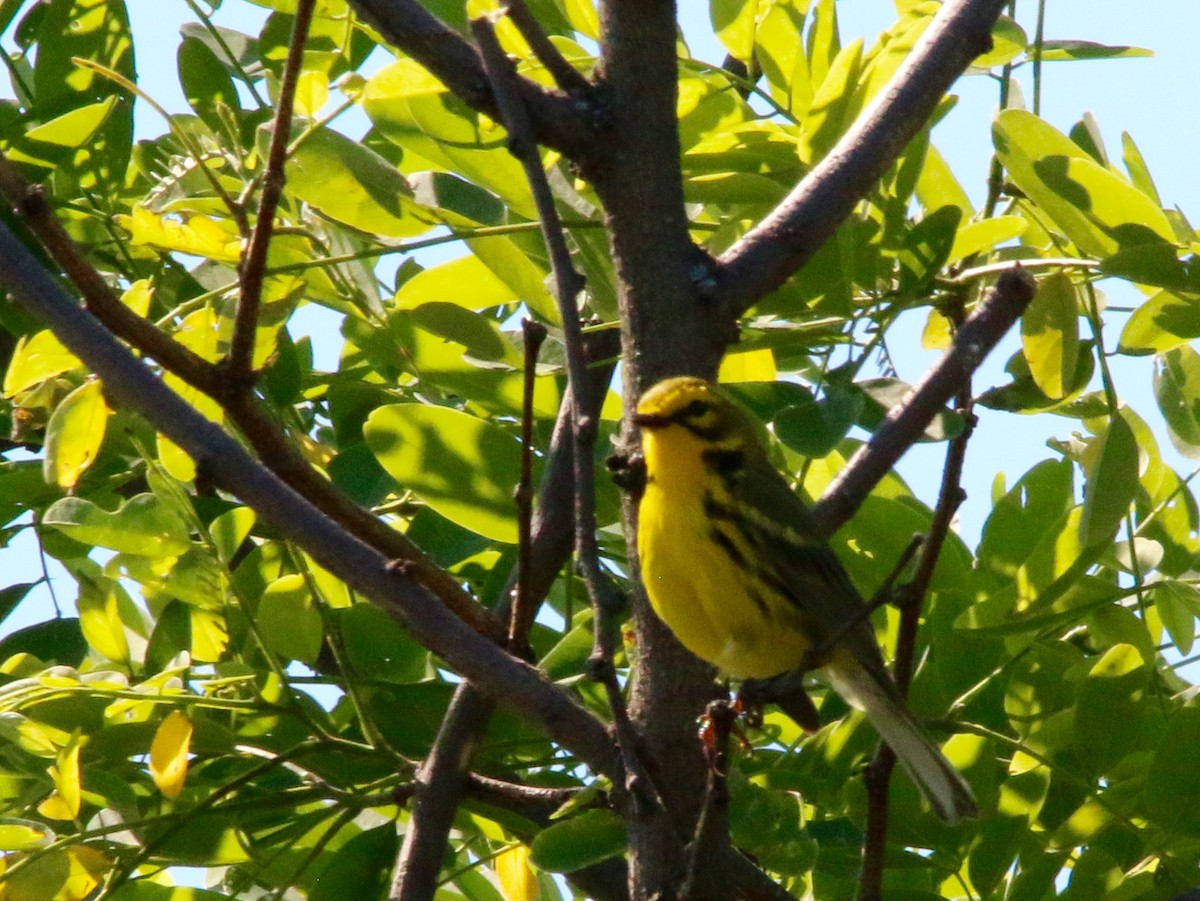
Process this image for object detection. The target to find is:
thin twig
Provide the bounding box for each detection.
[813,268,1036,538]
[504,0,592,94]
[228,0,316,383]
[390,685,492,901]
[859,292,975,901]
[473,11,659,806]
[511,317,549,652]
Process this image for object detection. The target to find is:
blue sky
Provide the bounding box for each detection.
[3,1,1199,625]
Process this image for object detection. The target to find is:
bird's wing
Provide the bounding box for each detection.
[718,459,890,673]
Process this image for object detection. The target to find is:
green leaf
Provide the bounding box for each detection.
[0,583,37,628]
[32,0,134,193]
[309,824,397,901]
[1079,415,1139,545]
[363,58,535,218]
[0,618,87,667]
[1152,580,1200,656]
[1144,707,1200,836]
[772,385,863,458]
[1037,40,1153,61]
[710,0,762,63]
[1153,346,1200,457]
[337,603,428,684]
[530,809,627,873]
[178,35,240,132]
[43,380,109,489]
[855,377,963,441]
[110,882,234,900]
[1021,272,1080,400]
[364,404,526,543]
[43,494,192,557]
[1074,644,1153,774]
[978,459,1075,579]
[283,126,437,239]
[993,109,1175,259]
[946,215,1026,264]
[144,600,193,674]
[798,37,862,165]
[1118,291,1200,356]
[897,205,961,295]
[258,574,323,665]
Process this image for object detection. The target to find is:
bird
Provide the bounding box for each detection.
[631,375,977,823]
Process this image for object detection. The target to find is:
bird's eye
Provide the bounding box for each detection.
[681,399,710,420]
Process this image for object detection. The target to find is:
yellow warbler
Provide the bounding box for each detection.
[633,376,976,823]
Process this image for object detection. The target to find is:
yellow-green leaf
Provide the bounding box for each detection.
[119,206,241,263]
[37,734,82,821]
[993,110,1175,259]
[43,494,192,556]
[1021,272,1080,399]
[364,404,526,542]
[1079,415,1139,546]
[3,330,81,397]
[43,380,110,489]
[947,215,1027,263]
[150,711,193,799]
[293,70,329,118]
[284,126,436,239]
[77,574,131,665]
[718,348,776,383]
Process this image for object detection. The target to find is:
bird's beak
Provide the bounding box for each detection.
[631,412,671,430]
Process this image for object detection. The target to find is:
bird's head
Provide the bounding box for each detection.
[632,377,758,452]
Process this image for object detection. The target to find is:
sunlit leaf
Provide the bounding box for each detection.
[496,843,540,901]
[993,110,1175,259]
[1079,415,1140,545]
[43,494,191,557]
[43,380,109,489]
[1153,346,1200,457]
[1021,272,1080,399]
[37,733,82,821]
[364,404,527,542]
[150,711,193,799]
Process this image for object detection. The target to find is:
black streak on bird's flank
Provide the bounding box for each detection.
[702,448,745,486]
[708,525,771,619]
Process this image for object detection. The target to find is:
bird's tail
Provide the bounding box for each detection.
[826,657,978,824]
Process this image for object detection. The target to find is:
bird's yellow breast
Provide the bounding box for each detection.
[637,426,813,678]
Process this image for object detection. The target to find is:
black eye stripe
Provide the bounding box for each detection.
[679,398,710,420]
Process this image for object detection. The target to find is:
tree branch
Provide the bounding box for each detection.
[715,0,1008,318]
[391,684,492,901]
[859,292,975,901]
[812,268,1036,537]
[474,10,662,819]
[0,219,623,786]
[385,332,617,901]
[0,151,502,642]
[346,0,599,160]
[505,0,592,94]
[228,0,315,382]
